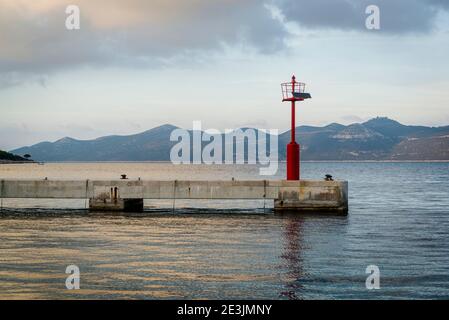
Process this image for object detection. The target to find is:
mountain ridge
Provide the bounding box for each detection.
[11,118,449,161]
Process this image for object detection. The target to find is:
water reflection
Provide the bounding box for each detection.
[279,216,306,300]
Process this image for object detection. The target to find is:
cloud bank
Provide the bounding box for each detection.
[0,0,448,85]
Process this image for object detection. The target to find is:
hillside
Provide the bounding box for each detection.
[12,124,178,162]
[0,150,29,162]
[11,118,449,161]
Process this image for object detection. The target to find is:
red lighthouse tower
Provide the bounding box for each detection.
[281,75,311,180]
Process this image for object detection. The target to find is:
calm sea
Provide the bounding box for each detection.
[0,162,448,299]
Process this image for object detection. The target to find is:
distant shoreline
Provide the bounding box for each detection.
[0,160,35,164]
[2,160,449,164]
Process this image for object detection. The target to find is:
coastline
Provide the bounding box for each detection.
[2,160,449,164]
[0,160,35,164]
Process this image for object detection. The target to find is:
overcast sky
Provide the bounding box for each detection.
[1,0,449,150]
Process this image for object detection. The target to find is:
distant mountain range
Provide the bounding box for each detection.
[10,117,449,161]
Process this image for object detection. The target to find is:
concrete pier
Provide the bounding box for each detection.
[273,180,348,214]
[0,179,348,214]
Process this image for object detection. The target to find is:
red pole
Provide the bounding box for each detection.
[286,75,300,181]
[291,76,296,143]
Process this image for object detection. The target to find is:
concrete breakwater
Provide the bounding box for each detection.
[0,179,348,214]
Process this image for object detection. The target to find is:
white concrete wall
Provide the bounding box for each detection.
[1,179,346,200]
[0,179,348,213]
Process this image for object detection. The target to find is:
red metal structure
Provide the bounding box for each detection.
[281,75,311,180]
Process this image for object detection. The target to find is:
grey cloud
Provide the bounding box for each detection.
[427,0,449,9]
[277,0,447,33]
[0,72,48,88]
[0,0,448,87]
[0,1,285,77]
